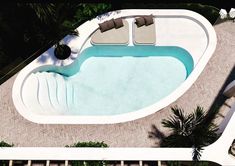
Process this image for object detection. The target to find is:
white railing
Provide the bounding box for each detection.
[4,159,163,166]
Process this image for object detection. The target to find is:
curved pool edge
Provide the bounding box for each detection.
[12,9,217,124]
[47,45,194,77]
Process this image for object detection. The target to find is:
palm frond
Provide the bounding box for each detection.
[162,117,180,132]
[28,3,56,24]
[192,146,203,161]
[194,106,205,121]
[171,106,186,121]
[148,124,166,140]
[158,105,220,161]
[161,134,192,147]
[162,106,195,136]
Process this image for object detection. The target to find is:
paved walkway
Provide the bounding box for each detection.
[0,21,234,147]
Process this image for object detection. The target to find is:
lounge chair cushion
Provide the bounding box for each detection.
[143,15,154,26]
[107,19,115,29]
[99,21,110,32]
[99,20,115,32]
[91,19,129,45]
[135,17,145,27]
[113,18,124,29]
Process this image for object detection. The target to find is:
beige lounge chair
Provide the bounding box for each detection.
[91,19,129,45]
[133,17,156,45]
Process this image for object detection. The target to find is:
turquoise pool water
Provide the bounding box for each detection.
[43,45,193,115]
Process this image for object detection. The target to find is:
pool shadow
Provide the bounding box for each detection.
[37,48,76,67]
[36,35,79,67]
[37,47,61,66]
[148,124,165,147]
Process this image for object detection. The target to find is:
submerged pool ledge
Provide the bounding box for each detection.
[47,45,194,77]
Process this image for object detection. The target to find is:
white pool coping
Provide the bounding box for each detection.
[12,9,217,124]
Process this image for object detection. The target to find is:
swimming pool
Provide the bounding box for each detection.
[25,45,193,116]
[12,9,217,124]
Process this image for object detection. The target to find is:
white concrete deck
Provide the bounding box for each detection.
[12,9,216,124]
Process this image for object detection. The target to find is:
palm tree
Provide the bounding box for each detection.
[17,3,79,59]
[26,3,56,25]
[149,106,219,161]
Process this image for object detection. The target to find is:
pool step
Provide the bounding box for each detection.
[22,71,78,115]
[52,73,69,111]
[45,72,78,113]
[44,73,62,113]
[36,72,58,114]
[38,72,78,114]
[38,72,69,114]
[22,73,46,114]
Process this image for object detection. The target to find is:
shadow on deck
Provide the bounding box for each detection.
[207,65,235,117]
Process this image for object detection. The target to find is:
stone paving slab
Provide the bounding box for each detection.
[0,21,234,147]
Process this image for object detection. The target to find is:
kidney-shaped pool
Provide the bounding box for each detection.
[23,45,193,116]
[12,9,216,124]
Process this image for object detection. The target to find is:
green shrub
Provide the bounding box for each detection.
[0,141,13,147]
[0,141,13,166]
[67,141,108,148]
[73,3,111,25]
[66,141,108,166]
[166,161,211,166]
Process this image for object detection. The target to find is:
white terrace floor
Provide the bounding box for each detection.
[0,21,234,148]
